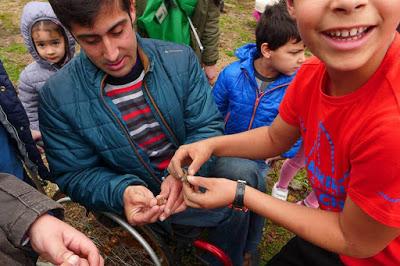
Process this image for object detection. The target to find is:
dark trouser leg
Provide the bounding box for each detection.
[167,157,264,266]
[266,236,344,266]
[206,157,266,265]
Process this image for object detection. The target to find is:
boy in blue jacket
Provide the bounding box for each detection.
[213,2,304,177]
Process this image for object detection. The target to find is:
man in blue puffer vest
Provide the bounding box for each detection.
[40,0,264,264]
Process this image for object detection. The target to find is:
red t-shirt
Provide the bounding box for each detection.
[279,34,400,266]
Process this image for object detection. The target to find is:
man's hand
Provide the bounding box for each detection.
[123,185,164,226]
[182,176,236,209]
[158,175,186,221]
[168,140,214,178]
[203,64,218,85]
[29,214,103,266]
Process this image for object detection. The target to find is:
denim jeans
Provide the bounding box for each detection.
[166,157,266,266]
[256,160,270,180]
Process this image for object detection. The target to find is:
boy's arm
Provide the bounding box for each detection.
[212,115,300,159]
[170,115,300,175]
[244,186,400,258]
[184,174,399,259]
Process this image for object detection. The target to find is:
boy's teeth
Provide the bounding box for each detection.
[328,27,367,38]
[349,28,358,36]
[341,30,349,37]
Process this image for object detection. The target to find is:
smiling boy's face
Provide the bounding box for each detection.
[287,0,400,76]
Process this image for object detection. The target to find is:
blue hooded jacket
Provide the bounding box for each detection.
[213,43,301,158]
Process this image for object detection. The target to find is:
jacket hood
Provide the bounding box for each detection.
[235,43,259,63]
[20,1,75,69]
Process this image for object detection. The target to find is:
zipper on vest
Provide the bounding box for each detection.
[99,75,161,184]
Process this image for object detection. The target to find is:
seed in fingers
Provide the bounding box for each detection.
[156,195,167,205]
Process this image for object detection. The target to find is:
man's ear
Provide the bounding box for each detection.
[260,43,271,59]
[129,0,136,22]
[286,0,296,19]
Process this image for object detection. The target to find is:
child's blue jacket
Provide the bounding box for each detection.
[213,43,301,158]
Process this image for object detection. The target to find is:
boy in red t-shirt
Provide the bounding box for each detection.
[168,0,400,265]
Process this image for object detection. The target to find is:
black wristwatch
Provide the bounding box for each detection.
[232,180,248,211]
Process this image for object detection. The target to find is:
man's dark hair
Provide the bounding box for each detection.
[49,0,132,30]
[255,0,301,54]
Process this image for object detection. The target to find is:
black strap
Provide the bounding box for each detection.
[232,180,247,211]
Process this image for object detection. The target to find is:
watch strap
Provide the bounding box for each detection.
[232,180,247,211]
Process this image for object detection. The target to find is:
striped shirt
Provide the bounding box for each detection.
[104,59,174,171]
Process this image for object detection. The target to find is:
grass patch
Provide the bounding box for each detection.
[223,49,235,57]
[0,43,28,83]
[0,12,19,34]
[0,56,25,83]
[2,43,27,54]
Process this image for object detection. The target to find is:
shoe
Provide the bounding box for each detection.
[271,183,289,201]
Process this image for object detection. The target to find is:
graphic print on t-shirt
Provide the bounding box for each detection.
[305,121,349,212]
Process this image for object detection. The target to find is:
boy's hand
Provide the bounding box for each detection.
[168,140,214,177]
[182,176,236,209]
[123,186,164,225]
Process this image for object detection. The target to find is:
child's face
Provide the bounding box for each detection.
[269,39,306,76]
[287,0,400,74]
[33,29,66,64]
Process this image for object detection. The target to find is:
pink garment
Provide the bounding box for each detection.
[302,191,319,208]
[277,146,319,208]
[277,146,305,189]
[253,10,261,21]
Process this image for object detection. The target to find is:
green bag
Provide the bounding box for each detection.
[137,0,197,45]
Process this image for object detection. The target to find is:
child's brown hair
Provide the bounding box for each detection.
[31,19,65,40]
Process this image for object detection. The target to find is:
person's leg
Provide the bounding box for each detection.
[266,236,344,266]
[256,160,270,179]
[277,149,305,189]
[169,157,265,266]
[169,200,248,266]
[303,190,319,208]
[208,157,266,265]
[272,148,305,201]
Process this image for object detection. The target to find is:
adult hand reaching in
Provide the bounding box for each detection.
[29,214,104,266]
